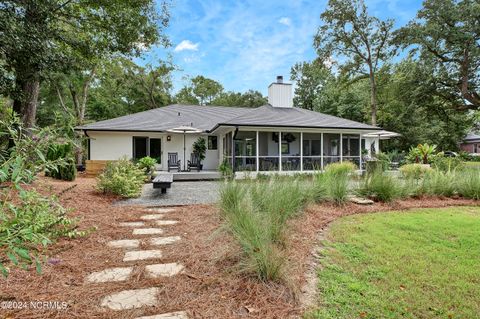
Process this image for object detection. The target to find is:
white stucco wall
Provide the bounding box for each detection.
[88,131,220,171]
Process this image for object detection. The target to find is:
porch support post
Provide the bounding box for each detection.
[300,132,303,171]
[256,131,259,172]
[340,133,343,163]
[321,132,324,170]
[278,131,282,172]
[358,133,362,172]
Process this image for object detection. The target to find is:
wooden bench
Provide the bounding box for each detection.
[153,173,173,194]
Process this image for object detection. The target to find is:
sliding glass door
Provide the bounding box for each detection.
[133,137,162,164]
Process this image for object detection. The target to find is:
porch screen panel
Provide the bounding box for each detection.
[234,131,256,171]
[258,132,278,171]
[133,137,148,160]
[342,134,360,167]
[303,133,321,170]
[323,133,341,167]
[150,138,162,164]
[281,132,300,171]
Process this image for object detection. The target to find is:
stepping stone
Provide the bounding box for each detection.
[136,311,188,319]
[155,220,178,226]
[86,267,133,283]
[100,287,159,310]
[145,263,184,278]
[133,228,164,235]
[349,196,374,205]
[107,239,140,249]
[147,208,175,213]
[123,250,162,262]
[119,221,145,227]
[149,236,181,246]
[141,214,165,220]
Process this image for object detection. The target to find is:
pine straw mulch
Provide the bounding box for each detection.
[1,176,479,319]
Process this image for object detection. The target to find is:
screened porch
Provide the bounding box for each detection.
[223,130,362,172]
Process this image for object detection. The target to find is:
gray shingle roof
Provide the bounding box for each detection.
[218,105,379,130]
[464,132,480,141]
[76,104,380,132]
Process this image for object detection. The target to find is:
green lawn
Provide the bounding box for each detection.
[306,207,480,319]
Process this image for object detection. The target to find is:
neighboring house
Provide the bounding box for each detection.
[76,76,384,174]
[460,133,480,154]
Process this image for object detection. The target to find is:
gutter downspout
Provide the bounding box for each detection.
[232,127,239,174]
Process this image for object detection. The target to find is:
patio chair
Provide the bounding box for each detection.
[167,152,181,172]
[187,153,201,172]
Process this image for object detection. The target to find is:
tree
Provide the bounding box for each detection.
[378,59,472,151]
[0,0,170,128]
[175,86,199,105]
[211,90,266,107]
[290,58,335,110]
[314,0,396,125]
[38,57,175,124]
[191,76,223,105]
[397,0,480,111]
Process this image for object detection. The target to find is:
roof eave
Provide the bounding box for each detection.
[210,123,382,132]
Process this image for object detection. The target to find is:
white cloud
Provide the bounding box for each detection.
[174,40,199,52]
[278,17,292,26]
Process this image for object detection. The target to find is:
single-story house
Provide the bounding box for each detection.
[76,76,385,174]
[460,132,480,154]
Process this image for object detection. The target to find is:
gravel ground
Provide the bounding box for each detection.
[118,181,221,206]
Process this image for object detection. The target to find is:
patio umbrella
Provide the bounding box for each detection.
[166,125,203,171]
[362,130,401,140]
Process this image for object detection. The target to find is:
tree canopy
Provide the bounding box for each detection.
[0,0,170,128]
[314,0,396,125]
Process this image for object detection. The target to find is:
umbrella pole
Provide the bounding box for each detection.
[183,132,186,171]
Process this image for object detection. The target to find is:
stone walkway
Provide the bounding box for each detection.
[85,207,188,318]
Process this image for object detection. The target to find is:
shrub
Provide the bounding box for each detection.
[137,156,157,175]
[96,158,145,198]
[45,142,76,181]
[358,172,402,202]
[406,144,437,164]
[399,163,432,180]
[0,189,87,276]
[374,152,391,171]
[456,169,480,199]
[431,155,463,173]
[218,159,233,178]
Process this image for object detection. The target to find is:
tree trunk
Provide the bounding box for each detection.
[368,65,378,126]
[12,76,40,130]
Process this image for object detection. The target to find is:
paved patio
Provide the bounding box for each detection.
[118,181,221,206]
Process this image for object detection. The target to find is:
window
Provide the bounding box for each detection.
[208,136,218,150]
[133,137,162,164]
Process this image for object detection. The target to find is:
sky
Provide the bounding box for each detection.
[138,0,424,95]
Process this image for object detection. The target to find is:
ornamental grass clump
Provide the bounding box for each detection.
[219,178,312,281]
[399,163,432,180]
[96,157,146,198]
[324,162,356,204]
[422,170,456,197]
[456,169,480,200]
[358,171,403,202]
